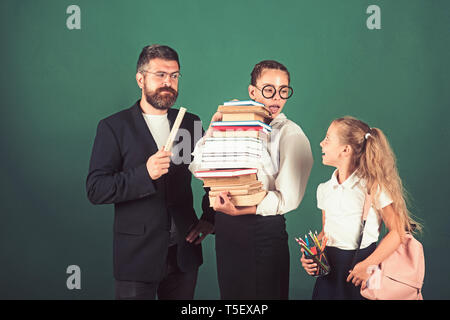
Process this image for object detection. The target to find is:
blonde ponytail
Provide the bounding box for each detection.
[333,116,422,236]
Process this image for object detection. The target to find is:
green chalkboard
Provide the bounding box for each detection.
[0,0,448,300]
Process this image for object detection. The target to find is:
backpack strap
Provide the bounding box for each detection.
[350,192,374,268]
[362,192,373,222]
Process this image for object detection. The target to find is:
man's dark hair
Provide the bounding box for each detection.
[250,60,290,86]
[136,44,180,73]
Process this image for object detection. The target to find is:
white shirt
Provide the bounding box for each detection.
[142,113,170,149]
[255,113,313,216]
[317,170,393,250]
[189,113,313,216]
[142,112,177,245]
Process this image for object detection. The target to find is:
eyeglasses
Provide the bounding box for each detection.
[255,84,293,99]
[141,70,182,81]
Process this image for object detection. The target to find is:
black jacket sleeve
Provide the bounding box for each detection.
[200,186,215,224]
[86,119,156,205]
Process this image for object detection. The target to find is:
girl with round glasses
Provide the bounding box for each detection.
[198,60,313,299]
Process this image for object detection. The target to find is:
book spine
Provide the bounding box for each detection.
[200,162,261,169]
[212,121,271,131]
[212,126,270,134]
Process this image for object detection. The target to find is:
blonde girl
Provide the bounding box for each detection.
[301,116,421,300]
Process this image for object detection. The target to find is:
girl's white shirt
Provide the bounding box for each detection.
[317,169,393,250]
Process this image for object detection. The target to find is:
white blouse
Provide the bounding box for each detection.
[317,170,393,250]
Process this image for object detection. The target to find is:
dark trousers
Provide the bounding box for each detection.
[215,212,289,300]
[114,245,198,300]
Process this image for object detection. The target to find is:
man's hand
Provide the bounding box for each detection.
[146,147,172,180]
[185,220,215,245]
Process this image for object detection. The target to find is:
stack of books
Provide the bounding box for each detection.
[194,100,273,207]
[204,100,272,169]
[200,137,265,169]
[194,169,267,207]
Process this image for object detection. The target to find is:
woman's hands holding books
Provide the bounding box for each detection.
[212,191,256,216]
[213,191,236,215]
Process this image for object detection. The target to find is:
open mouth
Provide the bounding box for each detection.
[268,105,280,115]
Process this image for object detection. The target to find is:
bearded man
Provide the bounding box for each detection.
[86,45,214,300]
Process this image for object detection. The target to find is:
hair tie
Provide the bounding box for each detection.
[365,128,374,140]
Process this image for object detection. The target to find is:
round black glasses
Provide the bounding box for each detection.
[255,84,293,99]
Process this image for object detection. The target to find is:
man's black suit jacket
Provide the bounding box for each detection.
[86,100,214,282]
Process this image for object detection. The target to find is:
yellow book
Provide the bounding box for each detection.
[209,190,267,207]
[209,181,262,191]
[202,174,257,187]
[209,186,262,197]
[222,113,265,122]
[217,105,271,119]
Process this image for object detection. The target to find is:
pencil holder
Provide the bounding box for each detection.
[305,251,330,277]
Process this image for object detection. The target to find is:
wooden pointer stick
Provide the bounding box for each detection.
[164,107,186,152]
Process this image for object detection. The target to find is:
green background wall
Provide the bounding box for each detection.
[1,0,448,299]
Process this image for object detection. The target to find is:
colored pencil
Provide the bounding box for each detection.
[295,238,313,256]
[321,236,328,250]
[294,238,329,272]
[307,232,318,252]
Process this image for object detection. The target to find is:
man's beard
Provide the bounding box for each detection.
[144,86,178,110]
